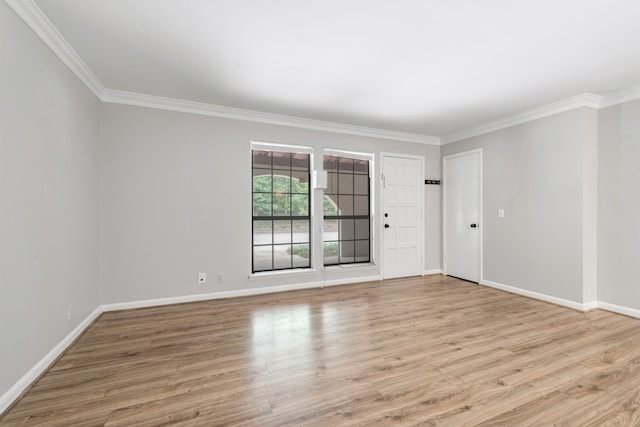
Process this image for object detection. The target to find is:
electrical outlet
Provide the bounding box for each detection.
[198,272,206,284]
[217,273,223,283]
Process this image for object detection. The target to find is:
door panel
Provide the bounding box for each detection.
[444,150,481,282]
[382,155,423,279]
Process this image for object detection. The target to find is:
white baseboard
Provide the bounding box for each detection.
[321,275,382,287]
[2,275,384,413]
[480,279,640,317]
[423,269,443,276]
[480,279,591,312]
[583,301,599,311]
[4,276,637,416]
[597,301,640,319]
[102,275,382,312]
[0,306,102,414]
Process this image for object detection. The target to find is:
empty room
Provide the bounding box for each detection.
[2,0,640,425]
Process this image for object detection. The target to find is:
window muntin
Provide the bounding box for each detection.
[323,154,371,266]
[252,149,311,273]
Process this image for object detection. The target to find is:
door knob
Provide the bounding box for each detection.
[384,224,390,228]
[470,224,477,228]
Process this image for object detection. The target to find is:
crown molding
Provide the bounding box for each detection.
[5,0,438,144]
[598,84,640,109]
[6,0,438,145]
[7,0,640,145]
[442,93,602,144]
[5,0,104,98]
[101,89,441,145]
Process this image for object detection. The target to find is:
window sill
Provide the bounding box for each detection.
[323,263,376,271]
[249,268,317,280]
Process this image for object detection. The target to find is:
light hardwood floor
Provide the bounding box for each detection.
[2,275,640,426]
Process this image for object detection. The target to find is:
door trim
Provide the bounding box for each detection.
[442,149,483,283]
[380,152,425,279]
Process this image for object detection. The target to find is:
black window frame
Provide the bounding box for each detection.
[251,147,312,273]
[322,154,371,266]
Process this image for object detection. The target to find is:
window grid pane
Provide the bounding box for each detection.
[323,154,370,266]
[252,149,311,273]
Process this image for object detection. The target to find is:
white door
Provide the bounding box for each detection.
[444,150,481,282]
[382,154,423,279]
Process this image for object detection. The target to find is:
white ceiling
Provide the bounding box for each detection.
[31,0,640,138]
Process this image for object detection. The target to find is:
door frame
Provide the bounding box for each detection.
[380,152,425,279]
[442,148,483,282]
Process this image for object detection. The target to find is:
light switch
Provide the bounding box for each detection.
[498,209,505,218]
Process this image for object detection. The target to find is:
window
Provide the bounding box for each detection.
[323,153,371,266]
[252,144,311,273]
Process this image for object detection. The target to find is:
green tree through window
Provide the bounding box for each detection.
[252,148,311,273]
[252,175,309,217]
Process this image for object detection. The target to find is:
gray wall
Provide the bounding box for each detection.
[598,99,640,310]
[100,104,441,304]
[0,0,440,402]
[441,109,597,303]
[0,2,101,400]
[4,0,640,407]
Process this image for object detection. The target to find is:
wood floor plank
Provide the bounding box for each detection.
[2,275,640,426]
